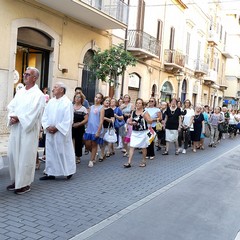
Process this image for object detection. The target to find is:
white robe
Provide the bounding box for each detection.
[42,95,76,176]
[7,84,45,189]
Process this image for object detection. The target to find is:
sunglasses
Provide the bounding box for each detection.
[149,100,154,102]
[23,73,33,77]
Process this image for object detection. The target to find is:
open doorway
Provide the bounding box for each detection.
[15,27,53,94]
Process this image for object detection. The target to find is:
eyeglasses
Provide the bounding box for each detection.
[23,73,33,77]
[75,96,81,99]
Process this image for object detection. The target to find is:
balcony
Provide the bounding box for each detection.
[35,0,128,29]
[164,49,185,73]
[222,45,234,59]
[204,69,217,85]
[127,30,161,59]
[219,83,228,91]
[195,59,208,77]
[207,30,218,46]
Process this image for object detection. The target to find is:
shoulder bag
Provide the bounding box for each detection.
[103,124,117,143]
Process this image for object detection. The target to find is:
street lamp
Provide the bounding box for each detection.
[174,70,184,100]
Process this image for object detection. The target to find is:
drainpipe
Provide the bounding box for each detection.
[121,0,130,97]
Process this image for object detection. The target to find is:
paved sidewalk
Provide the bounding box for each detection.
[0,135,240,239]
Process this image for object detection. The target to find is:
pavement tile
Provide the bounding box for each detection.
[5,225,25,234]
[5,231,24,239]
[19,220,39,228]
[36,225,57,233]
[5,220,24,228]
[0,228,8,234]
[21,224,41,233]
[0,235,10,240]
[21,231,42,239]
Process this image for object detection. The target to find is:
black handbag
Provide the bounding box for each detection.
[218,123,224,132]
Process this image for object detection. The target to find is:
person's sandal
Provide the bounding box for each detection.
[124,163,131,168]
[139,163,146,167]
[162,151,168,155]
[99,154,106,162]
[123,152,129,157]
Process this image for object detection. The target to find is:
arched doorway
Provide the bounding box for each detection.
[15,27,53,93]
[181,79,187,102]
[160,81,173,103]
[82,50,96,105]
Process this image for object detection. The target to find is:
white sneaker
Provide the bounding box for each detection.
[178,148,183,152]
[182,149,186,154]
[116,145,123,149]
[88,161,93,167]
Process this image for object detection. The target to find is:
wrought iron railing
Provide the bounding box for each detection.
[164,49,185,67]
[195,59,208,74]
[81,0,128,24]
[127,30,161,57]
[204,69,217,82]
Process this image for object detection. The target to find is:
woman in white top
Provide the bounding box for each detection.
[228,109,238,138]
[145,97,161,159]
[178,99,194,154]
[119,94,134,155]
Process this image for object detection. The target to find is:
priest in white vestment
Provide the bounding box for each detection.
[40,82,76,180]
[7,67,45,194]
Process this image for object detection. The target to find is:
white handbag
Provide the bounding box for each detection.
[103,126,117,143]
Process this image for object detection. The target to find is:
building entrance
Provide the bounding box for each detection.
[15,27,53,93]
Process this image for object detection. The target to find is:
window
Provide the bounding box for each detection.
[186,32,191,64]
[157,20,163,42]
[169,27,175,50]
[137,0,145,31]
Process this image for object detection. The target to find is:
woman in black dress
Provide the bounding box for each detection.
[162,98,183,155]
[99,96,115,161]
[72,92,89,163]
[189,105,204,152]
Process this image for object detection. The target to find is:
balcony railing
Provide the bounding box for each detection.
[82,0,128,25]
[204,69,217,82]
[195,59,208,75]
[164,49,185,67]
[222,44,233,58]
[36,0,128,29]
[208,30,218,46]
[127,30,161,58]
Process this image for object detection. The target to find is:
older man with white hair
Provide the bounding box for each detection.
[7,67,45,194]
[40,82,76,180]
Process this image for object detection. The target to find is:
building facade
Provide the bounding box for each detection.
[121,0,237,108]
[223,11,240,109]
[0,0,128,134]
[0,0,239,135]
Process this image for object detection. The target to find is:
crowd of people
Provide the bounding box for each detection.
[5,67,240,194]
